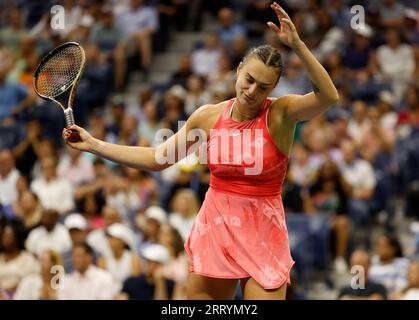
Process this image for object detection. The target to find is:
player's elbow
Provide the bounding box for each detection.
[150,148,173,172]
[322,91,339,106]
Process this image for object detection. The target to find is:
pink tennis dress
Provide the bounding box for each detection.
[184,98,295,289]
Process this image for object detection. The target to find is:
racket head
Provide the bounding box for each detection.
[33,42,85,100]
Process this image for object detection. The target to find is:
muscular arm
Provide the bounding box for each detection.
[65,105,209,172]
[267,3,339,122]
[284,41,339,122]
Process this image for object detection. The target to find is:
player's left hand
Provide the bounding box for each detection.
[267,2,302,49]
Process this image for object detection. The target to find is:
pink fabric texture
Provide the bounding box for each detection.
[185,98,295,289]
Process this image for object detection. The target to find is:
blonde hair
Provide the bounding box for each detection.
[170,188,199,218]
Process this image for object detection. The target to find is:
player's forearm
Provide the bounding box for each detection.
[293,41,339,104]
[90,138,164,171]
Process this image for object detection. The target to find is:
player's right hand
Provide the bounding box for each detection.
[63,125,95,152]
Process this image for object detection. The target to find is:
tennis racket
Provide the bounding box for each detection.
[33,42,86,143]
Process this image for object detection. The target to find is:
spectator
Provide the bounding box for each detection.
[136,206,167,254]
[14,249,63,300]
[216,7,246,48]
[184,74,211,116]
[30,157,75,215]
[244,0,278,38]
[98,223,141,288]
[302,160,352,273]
[343,26,374,75]
[287,142,319,189]
[377,91,398,130]
[87,206,122,258]
[0,219,39,299]
[79,193,105,230]
[168,189,199,241]
[31,138,58,180]
[0,49,30,124]
[90,7,127,90]
[338,249,387,300]
[116,114,139,146]
[339,139,376,228]
[0,149,21,213]
[358,106,395,164]
[229,35,248,68]
[13,191,42,231]
[169,54,194,89]
[374,28,415,102]
[390,260,419,300]
[137,101,161,147]
[0,8,28,57]
[271,53,310,96]
[347,101,370,143]
[328,0,352,31]
[369,234,409,295]
[57,147,95,188]
[118,243,174,300]
[378,0,406,29]
[116,0,158,74]
[206,54,236,99]
[58,242,119,300]
[191,33,223,77]
[119,167,159,214]
[159,224,189,299]
[62,213,90,273]
[25,209,72,258]
[12,118,43,178]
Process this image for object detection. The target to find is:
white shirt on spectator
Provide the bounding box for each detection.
[13,274,43,300]
[57,155,95,187]
[348,119,370,142]
[340,159,376,190]
[0,251,39,291]
[0,168,20,206]
[58,265,119,300]
[377,44,415,80]
[25,224,72,258]
[169,213,195,241]
[369,255,409,294]
[117,6,158,36]
[87,229,112,258]
[402,288,419,300]
[105,250,134,288]
[31,177,74,214]
[191,48,222,77]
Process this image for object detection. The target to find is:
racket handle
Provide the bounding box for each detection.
[64,109,81,143]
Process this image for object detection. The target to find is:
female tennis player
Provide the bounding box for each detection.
[64,2,338,300]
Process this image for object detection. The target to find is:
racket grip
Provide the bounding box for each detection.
[64,109,81,143]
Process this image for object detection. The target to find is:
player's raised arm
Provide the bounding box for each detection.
[267,2,339,121]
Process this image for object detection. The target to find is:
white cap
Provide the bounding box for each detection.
[141,244,170,264]
[168,85,187,100]
[144,206,167,224]
[80,15,94,28]
[64,214,88,230]
[378,91,395,105]
[106,223,134,248]
[404,8,417,20]
[354,24,373,38]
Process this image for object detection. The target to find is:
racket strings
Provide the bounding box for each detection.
[35,45,83,98]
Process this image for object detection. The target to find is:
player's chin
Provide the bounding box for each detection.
[239,93,255,106]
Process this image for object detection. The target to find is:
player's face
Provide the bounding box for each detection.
[235,58,279,109]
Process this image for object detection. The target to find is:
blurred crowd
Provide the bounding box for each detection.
[1,0,419,300]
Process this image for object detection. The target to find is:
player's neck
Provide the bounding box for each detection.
[231,99,260,121]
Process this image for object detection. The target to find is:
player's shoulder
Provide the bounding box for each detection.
[269,94,301,109]
[188,100,230,128]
